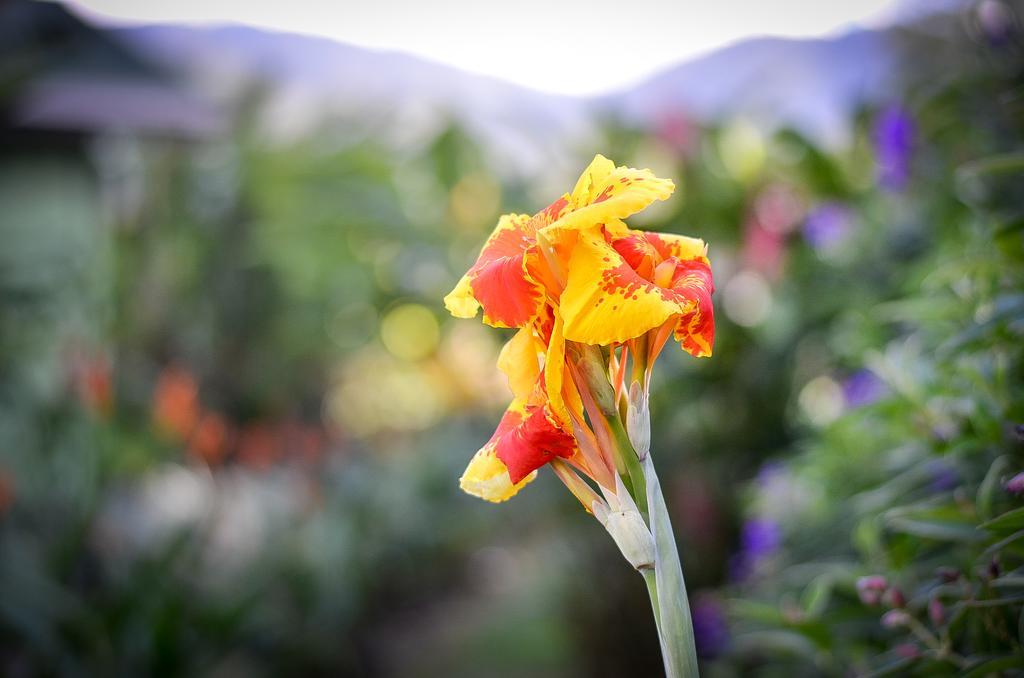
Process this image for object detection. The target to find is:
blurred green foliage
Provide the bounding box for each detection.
[1,4,1023,677]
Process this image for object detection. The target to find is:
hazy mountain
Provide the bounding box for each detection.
[107,0,969,155]
[600,30,896,146]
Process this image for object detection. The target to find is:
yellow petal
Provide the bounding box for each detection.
[498,327,541,402]
[544,159,675,235]
[443,273,480,318]
[570,154,615,206]
[560,230,683,345]
[459,447,536,502]
[544,313,571,427]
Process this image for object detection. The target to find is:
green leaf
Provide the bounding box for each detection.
[962,656,1024,678]
[981,507,1024,535]
[978,456,1011,521]
[885,516,985,542]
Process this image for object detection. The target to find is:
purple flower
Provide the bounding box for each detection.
[927,460,960,492]
[803,203,852,252]
[729,518,782,583]
[741,518,781,562]
[977,0,1016,46]
[691,595,730,659]
[756,461,785,488]
[842,369,886,408]
[873,105,915,191]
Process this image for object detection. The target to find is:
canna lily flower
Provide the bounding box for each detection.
[448,155,715,506]
[445,153,714,677]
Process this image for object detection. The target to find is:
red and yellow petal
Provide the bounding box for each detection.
[497,405,576,483]
[648,231,708,263]
[444,213,546,328]
[461,392,576,502]
[669,259,715,357]
[559,230,682,345]
[460,445,536,502]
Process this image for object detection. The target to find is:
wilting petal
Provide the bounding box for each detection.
[670,260,715,357]
[498,327,542,401]
[560,230,682,345]
[460,446,537,502]
[443,213,546,328]
[543,155,674,234]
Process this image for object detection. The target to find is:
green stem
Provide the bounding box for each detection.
[643,453,700,678]
[642,567,663,639]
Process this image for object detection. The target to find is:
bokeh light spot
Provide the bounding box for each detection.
[380,303,440,361]
[798,375,844,427]
[723,270,772,327]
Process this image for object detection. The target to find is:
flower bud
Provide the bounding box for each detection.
[574,344,618,416]
[881,609,910,629]
[884,587,906,609]
[1005,472,1024,495]
[856,575,888,606]
[625,381,650,460]
[935,567,960,583]
[928,598,945,626]
[599,508,656,571]
[894,643,919,659]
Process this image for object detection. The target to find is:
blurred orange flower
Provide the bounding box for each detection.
[152,366,200,440]
[188,412,231,466]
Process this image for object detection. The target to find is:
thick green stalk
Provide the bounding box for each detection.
[643,453,700,677]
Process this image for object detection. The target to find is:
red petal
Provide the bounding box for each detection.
[669,259,715,357]
[491,404,576,484]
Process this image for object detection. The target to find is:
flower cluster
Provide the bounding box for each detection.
[444,155,715,507]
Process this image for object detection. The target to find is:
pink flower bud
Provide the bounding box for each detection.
[1006,472,1024,495]
[856,575,888,606]
[928,598,945,626]
[895,643,920,659]
[881,609,911,629]
[884,587,906,608]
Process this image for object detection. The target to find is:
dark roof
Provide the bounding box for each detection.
[1,0,223,138]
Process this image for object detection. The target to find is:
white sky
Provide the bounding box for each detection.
[66,0,902,95]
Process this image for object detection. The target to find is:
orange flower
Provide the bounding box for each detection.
[187,412,231,466]
[152,367,200,440]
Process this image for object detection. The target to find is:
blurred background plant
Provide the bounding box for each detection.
[1,0,1022,676]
